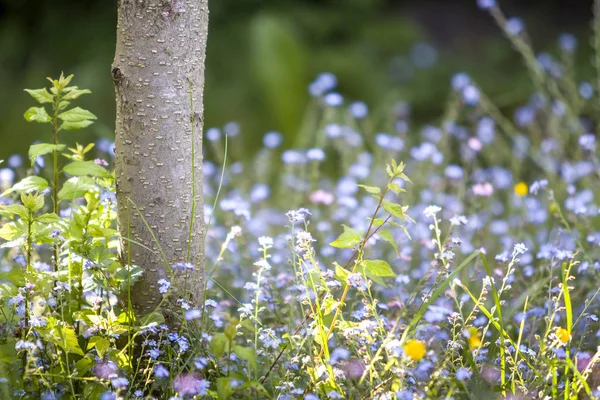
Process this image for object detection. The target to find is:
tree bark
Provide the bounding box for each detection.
[112,0,208,324]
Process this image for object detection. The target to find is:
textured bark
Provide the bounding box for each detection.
[112,0,208,323]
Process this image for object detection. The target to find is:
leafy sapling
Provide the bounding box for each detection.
[22,73,99,270]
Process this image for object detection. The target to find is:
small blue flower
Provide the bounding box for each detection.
[477,0,495,9]
[155,364,170,378]
[505,17,524,36]
[559,33,577,52]
[157,279,170,294]
[456,367,472,381]
[349,101,368,119]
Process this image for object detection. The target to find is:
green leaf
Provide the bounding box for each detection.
[217,377,233,400]
[334,262,349,286]
[87,336,110,358]
[330,225,362,249]
[233,345,257,372]
[357,184,381,195]
[211,333,230,358]
[387,182,405,194]
[24,88,53,104]
[35,213,60,224]
[60,120,94,131]
[21,193,45,212]
[58,177,96,201]
[74,357,93,377]
[63,161,107,177]
[62,88,92,100]
[0,204,29,219]
[378,229,399,255]
[383,200,408,222]
[58,73,74,88]
[0,340,17,363]
[361,259,396,278]
[0,222,22,241]
[28,143,66,165]
[24,107,51,123]
[2,176,49,196]
[58,107,97,122]
[49,321,85,356]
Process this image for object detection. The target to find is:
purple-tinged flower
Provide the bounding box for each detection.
[309,189,334,205]
[93,361,119,380]
[157,279,170,294]
[472,182,494,197]
[174,374,209,396]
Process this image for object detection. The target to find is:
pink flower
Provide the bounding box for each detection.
[309,189,334,205]
[468,137,482,151]
[472,182,494,197]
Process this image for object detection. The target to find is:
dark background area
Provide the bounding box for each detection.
[0,0,595,160]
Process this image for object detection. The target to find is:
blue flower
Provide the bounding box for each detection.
[263,131,283,148]
[477,0,495,9]
[505,17,524,35]
[456,368,472,381]
[185,309,202,321]
[349,101,368,119]
[155,364,170,378]
[157,279,170,294]
[559,33,577,52]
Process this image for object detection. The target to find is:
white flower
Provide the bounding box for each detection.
[423,205,442,219]
[450,215,468,226]
[258,236,273,248]
[513,243,528,257]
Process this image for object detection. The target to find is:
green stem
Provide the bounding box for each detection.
[52,93,61,272]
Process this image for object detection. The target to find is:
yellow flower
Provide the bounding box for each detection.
[514,182,528,197]
[403,339,426,361]
[467,327,482,350]
[556,327,571,343]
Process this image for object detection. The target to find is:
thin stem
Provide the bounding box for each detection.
[52,93,61,272]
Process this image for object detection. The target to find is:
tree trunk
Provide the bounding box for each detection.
[112,0,208,324]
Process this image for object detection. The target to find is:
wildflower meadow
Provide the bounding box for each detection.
[2,1,600,399]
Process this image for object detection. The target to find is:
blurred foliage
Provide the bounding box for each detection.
[0,0,594,160]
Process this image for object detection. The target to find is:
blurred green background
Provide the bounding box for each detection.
[0,0,594,161]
